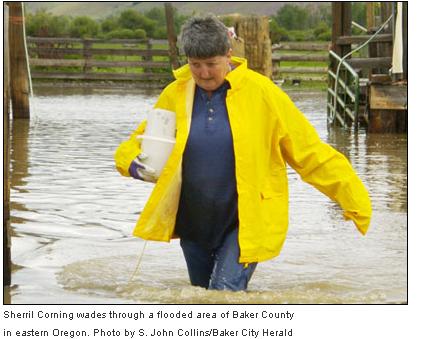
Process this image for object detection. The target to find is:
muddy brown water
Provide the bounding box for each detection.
[9,87,407,304]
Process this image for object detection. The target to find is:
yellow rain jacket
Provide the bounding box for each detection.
[114,57,372,264]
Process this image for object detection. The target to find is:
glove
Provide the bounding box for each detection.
[128,153,156,183]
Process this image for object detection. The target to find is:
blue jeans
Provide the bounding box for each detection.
[180,228,257,291]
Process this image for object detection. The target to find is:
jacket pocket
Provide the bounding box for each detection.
[260,190,284,199]
[259,189,287,230]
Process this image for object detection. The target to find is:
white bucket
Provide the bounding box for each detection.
[136,108,176,179]
[137,135,176,179]
[145,108,176,139]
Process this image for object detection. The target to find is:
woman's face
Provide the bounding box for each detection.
[188,51,232,93]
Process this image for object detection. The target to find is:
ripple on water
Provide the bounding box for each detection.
[10,90,407,304]
[57,254,400,304]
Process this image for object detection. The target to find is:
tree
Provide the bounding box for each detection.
[118,9,155,36]
[101,16,120,33]
[144,6,188,36]
[144,6,167,38]
[273,4,309,30]
[317,4,332,28]
[145,7,165,25]
[269,19,289,43]
[314,22,331,41]
[70,16,100,38]
[25,6,188,39]
[174,12,189,35]
[352,2,367,28]
[104,28,146,39]
[26,9,70,37]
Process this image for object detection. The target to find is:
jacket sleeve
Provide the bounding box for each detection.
[114,120,147,177]
[273,88,372,235]
[114,83,177,177]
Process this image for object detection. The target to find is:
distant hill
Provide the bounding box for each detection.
[24,2,321,19]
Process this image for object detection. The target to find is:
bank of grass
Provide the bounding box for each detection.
[279,80,328,92]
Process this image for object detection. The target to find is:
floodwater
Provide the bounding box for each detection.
[9,87,407,304]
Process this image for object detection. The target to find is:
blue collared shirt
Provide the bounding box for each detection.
[175,81,238,249]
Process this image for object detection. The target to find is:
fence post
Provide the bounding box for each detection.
[331,2,351,58]
[378,2,393,67]
[235,15,272,78]
[164,3,179,70]
[144,39,153,73]
[8,1,30,119]
[402,2,407,81]
[366,3,378,78]
[366,2,376,30]
[83,39,93,73]
[3,3,12,303]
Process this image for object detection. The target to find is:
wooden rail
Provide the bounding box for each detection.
[336,33,393,45]
[272,54,328,62]
[347,57,392,69]
[27,37,176,86]
[272,42,329,51]
[30,72,172,81]
[272,41,329,82]
[30,59,170,68]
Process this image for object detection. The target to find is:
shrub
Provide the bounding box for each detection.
[26,10,71,37]
[118,9,155,36]
[70,16,100,38]
[105,28,136,39]
[269,19,290,43]
[316,31,331,41]
[134,29,147,39]
[274,4,309,30]
[313,22,331,41]
[288,30,315,42]
[101,16,120,33]
[152,26,167,39]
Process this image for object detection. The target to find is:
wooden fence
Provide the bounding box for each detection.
[27,37,178,87]
[272,41,329,83]
[27,37,331,86]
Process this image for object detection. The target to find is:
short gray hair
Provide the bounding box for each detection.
[180,15,231,58]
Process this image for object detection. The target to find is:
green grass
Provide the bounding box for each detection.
[280,80,328,92]
[278,60,328,67]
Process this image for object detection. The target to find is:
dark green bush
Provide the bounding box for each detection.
[105,28,137,39]
[25,6,188,39]
[269,20,290,43]
[26,10,71,37]
[313,22,331,41]
[101,16,120,33]
[289,30,315,42]
[69,16,100,38]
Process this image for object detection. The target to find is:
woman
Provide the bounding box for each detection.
[114,15,372,291]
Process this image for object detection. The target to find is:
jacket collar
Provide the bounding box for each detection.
[172,56,248,91]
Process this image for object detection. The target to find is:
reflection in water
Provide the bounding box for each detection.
[11,119,30,191]
[10,119,31,227]
[327,128,407,213]
[4,286,11,304]
[10,89,407,304]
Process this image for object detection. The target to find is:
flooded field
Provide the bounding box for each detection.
[9,87,407,304]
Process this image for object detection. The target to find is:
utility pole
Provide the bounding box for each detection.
[164,3,180,70]
[8,1,30,119]
[4,3,12,304]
